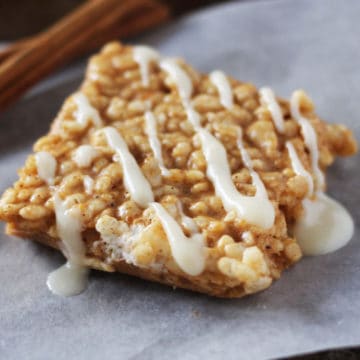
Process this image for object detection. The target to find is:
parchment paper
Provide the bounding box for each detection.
[1,0,359,359]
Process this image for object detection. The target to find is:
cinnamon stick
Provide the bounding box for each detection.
[0,2,169,65]
[0,0,170,110]
[0,0,118,89]
[0,38,34,63]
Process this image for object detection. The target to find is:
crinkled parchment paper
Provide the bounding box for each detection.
[0,0,359,359]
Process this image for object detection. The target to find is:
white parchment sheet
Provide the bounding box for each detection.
[0,0,359,359]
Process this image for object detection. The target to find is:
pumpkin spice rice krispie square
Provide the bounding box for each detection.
[0,42,357,297]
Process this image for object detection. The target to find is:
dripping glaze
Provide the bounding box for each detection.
[285,141,314,197]
[290,90,325,189]
[151,202,205,276]
[286,91,354,255]
[47,194,89,296]
[144,111,169,176]
[264,89,354,255]
[209,70,234,109]
[259,87,285,133]
[133,45,160,87]
[47,93,102,296]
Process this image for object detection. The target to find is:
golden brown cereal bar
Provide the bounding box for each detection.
[0,42,357,297]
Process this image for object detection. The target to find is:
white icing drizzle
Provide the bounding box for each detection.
[161,60,274,229]
[160,58,193,101]
[286,94,354,255]
[104,125,205,274]
[294,193,354,256]
[35,151,57,185]
[184,101,201,127]
[286,141,314,196]
[236,129,275,215]
[144,111,169,176]
[151,202,205,276]
[133,46,160,87]
[52,194,86,264]
[73,145,99,168]
[83,175,94,195]
[104,127,154,208]
[177,202,198,234]
[73,93,103,128]
[210,70,234,109]
[290,90,324,189]
[259,87,285,133]
[47,262,89,297]
[197,128,274,228]
[47,194,88,296]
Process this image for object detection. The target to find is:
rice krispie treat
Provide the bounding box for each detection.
[0,42,357,297]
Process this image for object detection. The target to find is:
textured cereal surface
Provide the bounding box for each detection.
[0,42,357,297]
